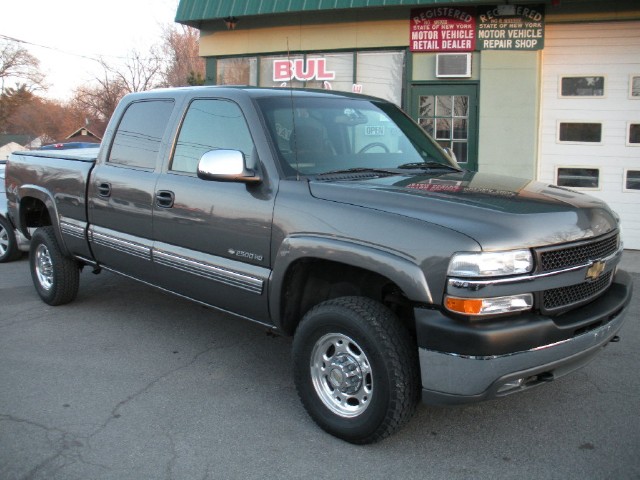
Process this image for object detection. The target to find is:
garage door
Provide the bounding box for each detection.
[538,22,640,249]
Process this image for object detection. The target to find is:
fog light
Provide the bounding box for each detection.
[445,293,533,316]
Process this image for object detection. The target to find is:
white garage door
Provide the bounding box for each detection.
[538,22,640,249]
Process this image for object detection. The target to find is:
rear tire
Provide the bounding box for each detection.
[29,226,80,305]
[292,296,420,444]
[0,215,21,263]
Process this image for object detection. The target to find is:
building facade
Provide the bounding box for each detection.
[176,0,640,248]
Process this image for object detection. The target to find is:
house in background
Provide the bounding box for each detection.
[38,126,102,150]
[63,126,102,144]
[0,134,34,149]
[0,142,23,160]
[0,125,103,154]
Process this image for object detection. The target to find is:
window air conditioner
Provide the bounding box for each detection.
[436,53,472,78]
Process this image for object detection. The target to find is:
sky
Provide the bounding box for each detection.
[1,0,181,100]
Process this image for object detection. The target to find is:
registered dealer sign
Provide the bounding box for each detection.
[410,4,545,52]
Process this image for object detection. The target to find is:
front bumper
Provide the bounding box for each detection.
[416,270,633,405]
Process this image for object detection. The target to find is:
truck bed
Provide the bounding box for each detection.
[12,147,99,162]
[7,148,99,260]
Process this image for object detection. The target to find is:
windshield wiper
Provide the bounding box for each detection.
[397,161,462,171]
[316,167,399,177]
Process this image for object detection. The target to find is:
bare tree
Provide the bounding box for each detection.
[0,39,45,93]
[72,49,164,121]
[68,23,205,122]
[0,84,33,133]
[72,64,126,121]
[2,87,104,143]
[160,24,205,87]
[107,49,164,93]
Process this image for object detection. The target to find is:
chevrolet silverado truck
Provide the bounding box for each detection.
[5,87,633,444]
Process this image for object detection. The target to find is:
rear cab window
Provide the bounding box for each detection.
[108,100,175,169]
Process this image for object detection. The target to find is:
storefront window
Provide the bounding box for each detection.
[215,50,404,105]
[356,51,404,106]
[217,58,257,86]
[304,53,354,93]
[259,54,305,89]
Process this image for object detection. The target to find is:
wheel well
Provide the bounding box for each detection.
[280,259,414,336]
[20,197,51,234]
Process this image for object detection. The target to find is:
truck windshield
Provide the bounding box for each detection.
[256,96,458,178]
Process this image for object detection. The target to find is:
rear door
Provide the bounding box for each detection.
[88,99,174,281]
[152,97,275,322]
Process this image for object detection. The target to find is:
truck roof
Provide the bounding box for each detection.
[120,85,387,103]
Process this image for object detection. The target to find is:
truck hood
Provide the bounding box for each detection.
[308,171,619,250]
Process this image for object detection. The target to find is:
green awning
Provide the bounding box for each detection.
[176,0,485,24]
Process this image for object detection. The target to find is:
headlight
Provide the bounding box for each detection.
[448,249,533,277]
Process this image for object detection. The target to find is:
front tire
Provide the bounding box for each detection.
[292,296,420,444]
[29,226,80,305]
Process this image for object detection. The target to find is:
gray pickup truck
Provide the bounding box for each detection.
[5,87,633,444]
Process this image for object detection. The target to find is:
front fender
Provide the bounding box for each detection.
[269,234,433,327]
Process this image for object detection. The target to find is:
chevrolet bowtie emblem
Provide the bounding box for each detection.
[586,260,606,281]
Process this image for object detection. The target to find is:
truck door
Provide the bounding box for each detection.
[88,99,174,281]
[152,98,274,322]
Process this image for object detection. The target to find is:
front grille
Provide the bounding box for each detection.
[537,233,618,273]
[534,232,619,315]
[542,271,613,314]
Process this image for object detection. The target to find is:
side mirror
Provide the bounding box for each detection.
[197,149,261,184]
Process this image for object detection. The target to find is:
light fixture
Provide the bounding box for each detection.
[223,16,238,30]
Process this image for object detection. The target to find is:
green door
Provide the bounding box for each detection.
[410,84,479,171]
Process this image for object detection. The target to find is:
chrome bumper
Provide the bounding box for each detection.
[417,270,632,405]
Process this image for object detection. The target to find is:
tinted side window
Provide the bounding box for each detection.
[171,99,255,173]
[108,100,174,169]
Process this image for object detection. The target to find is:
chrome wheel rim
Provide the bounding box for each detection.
[35,244,54,290]
[0,224,8,256]
[310,333,373,418]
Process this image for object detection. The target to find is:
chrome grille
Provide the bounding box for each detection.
[537,233,618,273]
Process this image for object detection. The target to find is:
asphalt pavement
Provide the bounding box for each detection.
[1,254,639,480]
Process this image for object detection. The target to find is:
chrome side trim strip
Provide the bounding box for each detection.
[59,218,86,240]
[98,265,275,330]
[87,228,264,294]
[153,249,264,294]
[89,229,152,261]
